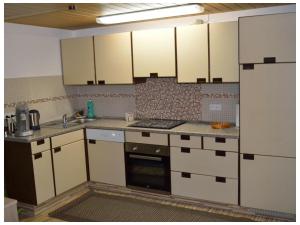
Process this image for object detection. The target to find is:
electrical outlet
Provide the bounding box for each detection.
[209,104,222,111]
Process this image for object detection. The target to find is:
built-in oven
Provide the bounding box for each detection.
[125,142,170,193]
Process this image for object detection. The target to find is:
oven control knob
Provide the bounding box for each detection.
[155,149,161,153]
[132,146,138,151]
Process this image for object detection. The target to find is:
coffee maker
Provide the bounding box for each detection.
[15,103,33,137]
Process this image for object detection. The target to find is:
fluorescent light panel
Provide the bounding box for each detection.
[96,4,204,25]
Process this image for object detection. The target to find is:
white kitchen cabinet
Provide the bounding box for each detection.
[171,171,238,205]
[203,136,238,152]
[176,24,208,83]
[239,13,296,64]
[32,150,55,204]
[240,63,295,157]
[132,28,176,77]
[240,154,295,214]
[61,37,95,85]
[94,32,133,84]
[88,140,126,186]
[125,131,168,146]
[210,21,238,82]
[170,134,202,148]
[52,139,87,195]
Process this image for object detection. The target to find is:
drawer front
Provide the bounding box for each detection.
[125,131,168,145]
[171,147,238,178]
[51,129,84,148]
[31,138,50,154]
[170,134,202,148]
[171,171,238,205]
[203,137,238,152]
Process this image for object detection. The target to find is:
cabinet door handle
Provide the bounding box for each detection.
[264,57,276,63]
[98,80,105,85]
[212,78,222,83]
[36,139,45,145]
[215,137,226,143]
[243,64,254,70]
[87,80,94,85]
[216,176,226,183]
[141,132,150,137]
[181,147,190,153]
[181,172,191,178]
[54,147,61,153]
[197,78,206,83]
[150,73,158,78]
[89,139,96,144]
[34,152,42,160]
[180,135,190,140]
[243,154,254,160]
[215,150,226,157]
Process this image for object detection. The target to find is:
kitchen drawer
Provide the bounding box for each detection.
[203,137,238,152]
[170,134,202,148]
[125,131,168,146]
[171,171,238,205]
[31,138,50,154]
[51,129,84,148]
[171,147,238,178]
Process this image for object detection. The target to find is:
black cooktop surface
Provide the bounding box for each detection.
[128,119,185,129]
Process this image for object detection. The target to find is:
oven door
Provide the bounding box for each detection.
[125,153,170,192]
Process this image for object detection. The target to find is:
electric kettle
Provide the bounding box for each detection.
[29,109,40,130]
[15,103,33,137]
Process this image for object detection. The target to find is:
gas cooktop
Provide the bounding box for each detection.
[128,119,185,129]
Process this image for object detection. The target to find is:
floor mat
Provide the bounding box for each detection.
[49,191,252,222]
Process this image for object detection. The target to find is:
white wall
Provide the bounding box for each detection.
[4,23,73,78]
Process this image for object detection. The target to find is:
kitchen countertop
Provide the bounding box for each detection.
[4,118,239,143]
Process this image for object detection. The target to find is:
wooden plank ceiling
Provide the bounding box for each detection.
[5,3,291,30]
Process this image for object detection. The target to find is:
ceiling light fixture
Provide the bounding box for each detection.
[96,4,204,25]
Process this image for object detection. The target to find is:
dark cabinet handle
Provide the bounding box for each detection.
[197,78,206,83]
[150,73,158,78]
[181,172,191,178]
[243,154,254,160]
[215,137,226,143]
[34,152,42,160]
[87,80,94,85]
[89,139,96,144]
[142,132,150,137]
[181,135,190,140]
[181,147,190,153]
[98,80,105,85]
[54,147,61,153]
[264,57,276,63]
[215,150,226,157]
[212,78,222,83]
[216,176,226,183]
[37,139,45,145]
[243,64,254,70]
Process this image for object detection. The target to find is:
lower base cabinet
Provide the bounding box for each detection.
[171,171,238,205]
[52,140,87,195]
[240,154,295,214]
[88,140,126,186]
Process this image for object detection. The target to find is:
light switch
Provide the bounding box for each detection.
[209,104,222,111]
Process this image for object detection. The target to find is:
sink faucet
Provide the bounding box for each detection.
[63,114,67,128]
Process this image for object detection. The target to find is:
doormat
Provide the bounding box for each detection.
[49,191,252,222]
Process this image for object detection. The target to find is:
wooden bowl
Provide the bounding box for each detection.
[211,122,231,129]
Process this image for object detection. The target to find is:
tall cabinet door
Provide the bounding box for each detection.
[241,154,295,214]
[176,24,208,83]
[52,140,87,195]
[240,63,295,158]
[239,13,296,64]
[61,37,95,85]
[210,22,238,82]
[132,28,176,77]
[94,32,133,84]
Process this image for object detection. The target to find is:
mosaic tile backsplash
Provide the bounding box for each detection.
[5,76,239,123]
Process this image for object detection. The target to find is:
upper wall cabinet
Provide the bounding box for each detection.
[132,28,176,78]
[176,24,209,83]
[94,32,133,84]
[210,22,239,82]
[61,37,95,85]
[239,13,296,64]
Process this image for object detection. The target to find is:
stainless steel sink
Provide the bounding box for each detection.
[42,118,96,129]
